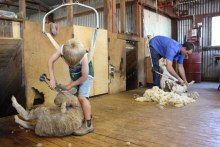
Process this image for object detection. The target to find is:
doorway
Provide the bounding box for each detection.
[126,40,138,91]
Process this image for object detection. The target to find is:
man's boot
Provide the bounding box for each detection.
[72,119,94,136]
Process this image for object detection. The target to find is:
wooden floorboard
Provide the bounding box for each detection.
[0,82,220,147]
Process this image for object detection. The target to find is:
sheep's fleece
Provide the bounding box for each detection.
[135,57,199,107]
[11,91,84,136]
[135,86,199,107]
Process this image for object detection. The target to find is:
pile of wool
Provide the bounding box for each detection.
[135,86,199,107]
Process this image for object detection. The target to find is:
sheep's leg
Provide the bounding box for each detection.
[61,101,67,113]
[14,115,34,130]
[188,81,195,86]
[11,96,36,120]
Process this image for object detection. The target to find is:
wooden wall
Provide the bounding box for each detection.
[108,33,126,94]
[137,38,146,86]
[0,38,24,117]
[108,33,149,93]
[24,21,108,109]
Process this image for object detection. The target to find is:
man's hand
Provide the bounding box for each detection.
[184,80,189,86]
[177,78,185,86]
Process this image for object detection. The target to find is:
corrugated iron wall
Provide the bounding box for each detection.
[202,17,220,81]
[177,0,220,81]
[29,0,135,32]
[177,19,191,44]
[54,0,134,33]
[178,0,220,15]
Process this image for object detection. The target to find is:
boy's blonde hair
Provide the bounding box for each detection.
[62,38,86,67]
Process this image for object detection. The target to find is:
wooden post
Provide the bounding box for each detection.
[120,0,126,33]
[103,0,111,31]
[19,0,26,19]
[112,0,117,33]
[19,0,26,94]
[103,0,117,33]
[134,0,142,37]
[19,0,26,37]
[66,0,73,27]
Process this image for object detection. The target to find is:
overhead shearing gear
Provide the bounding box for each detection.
[42,2,99,62]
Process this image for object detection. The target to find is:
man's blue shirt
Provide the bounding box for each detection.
[150,36,184,64]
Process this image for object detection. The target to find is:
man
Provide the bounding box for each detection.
[149,35,194,87]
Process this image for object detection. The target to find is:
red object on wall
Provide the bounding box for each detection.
[183,52,202,83]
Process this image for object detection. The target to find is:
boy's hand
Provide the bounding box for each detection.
[49,78,56,89]
[65,84,72,91]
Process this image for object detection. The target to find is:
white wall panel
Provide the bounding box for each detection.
[143,9,171,38]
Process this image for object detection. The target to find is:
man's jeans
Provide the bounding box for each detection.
[149,45,161,87]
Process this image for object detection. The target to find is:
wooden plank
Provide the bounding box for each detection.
[134,1,141,36]
[0,37,21,45]
[19,0,26,19]
[145,57,153,84]
[112,0,117,33]
[1,83,220,146]
[137,38,146,86]
[103,0,117,33]
[0,137,24,147]
[12,22,21,38]
[66,0,73,27]
[44,137,75,147]
[0,16,23,22]
[18,131,61,147]
[117,33,141,41]
[108,33,126,93]
[120,0,126,33]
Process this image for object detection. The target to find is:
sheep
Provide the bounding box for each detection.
[159,58,195,94]
[11,90,84,136]
[135,58,199,107]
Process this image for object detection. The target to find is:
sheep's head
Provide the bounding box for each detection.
[54,91,80,108]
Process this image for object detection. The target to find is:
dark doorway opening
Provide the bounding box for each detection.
[126,40,138,91]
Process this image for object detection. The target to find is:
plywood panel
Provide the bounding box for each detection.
[12,22,20,38]
[145,57,153,84]
[24,21,72,109]
[138,38,146,86]
[108,33,126,93]
[73,25,108,96]
[24,22,108,108]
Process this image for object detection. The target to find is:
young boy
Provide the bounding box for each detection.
[46,33,94,136]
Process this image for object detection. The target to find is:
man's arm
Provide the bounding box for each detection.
[166,59,184,85]
[178,64,188,85]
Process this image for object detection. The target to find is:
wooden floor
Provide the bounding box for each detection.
[0,82,220,147]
